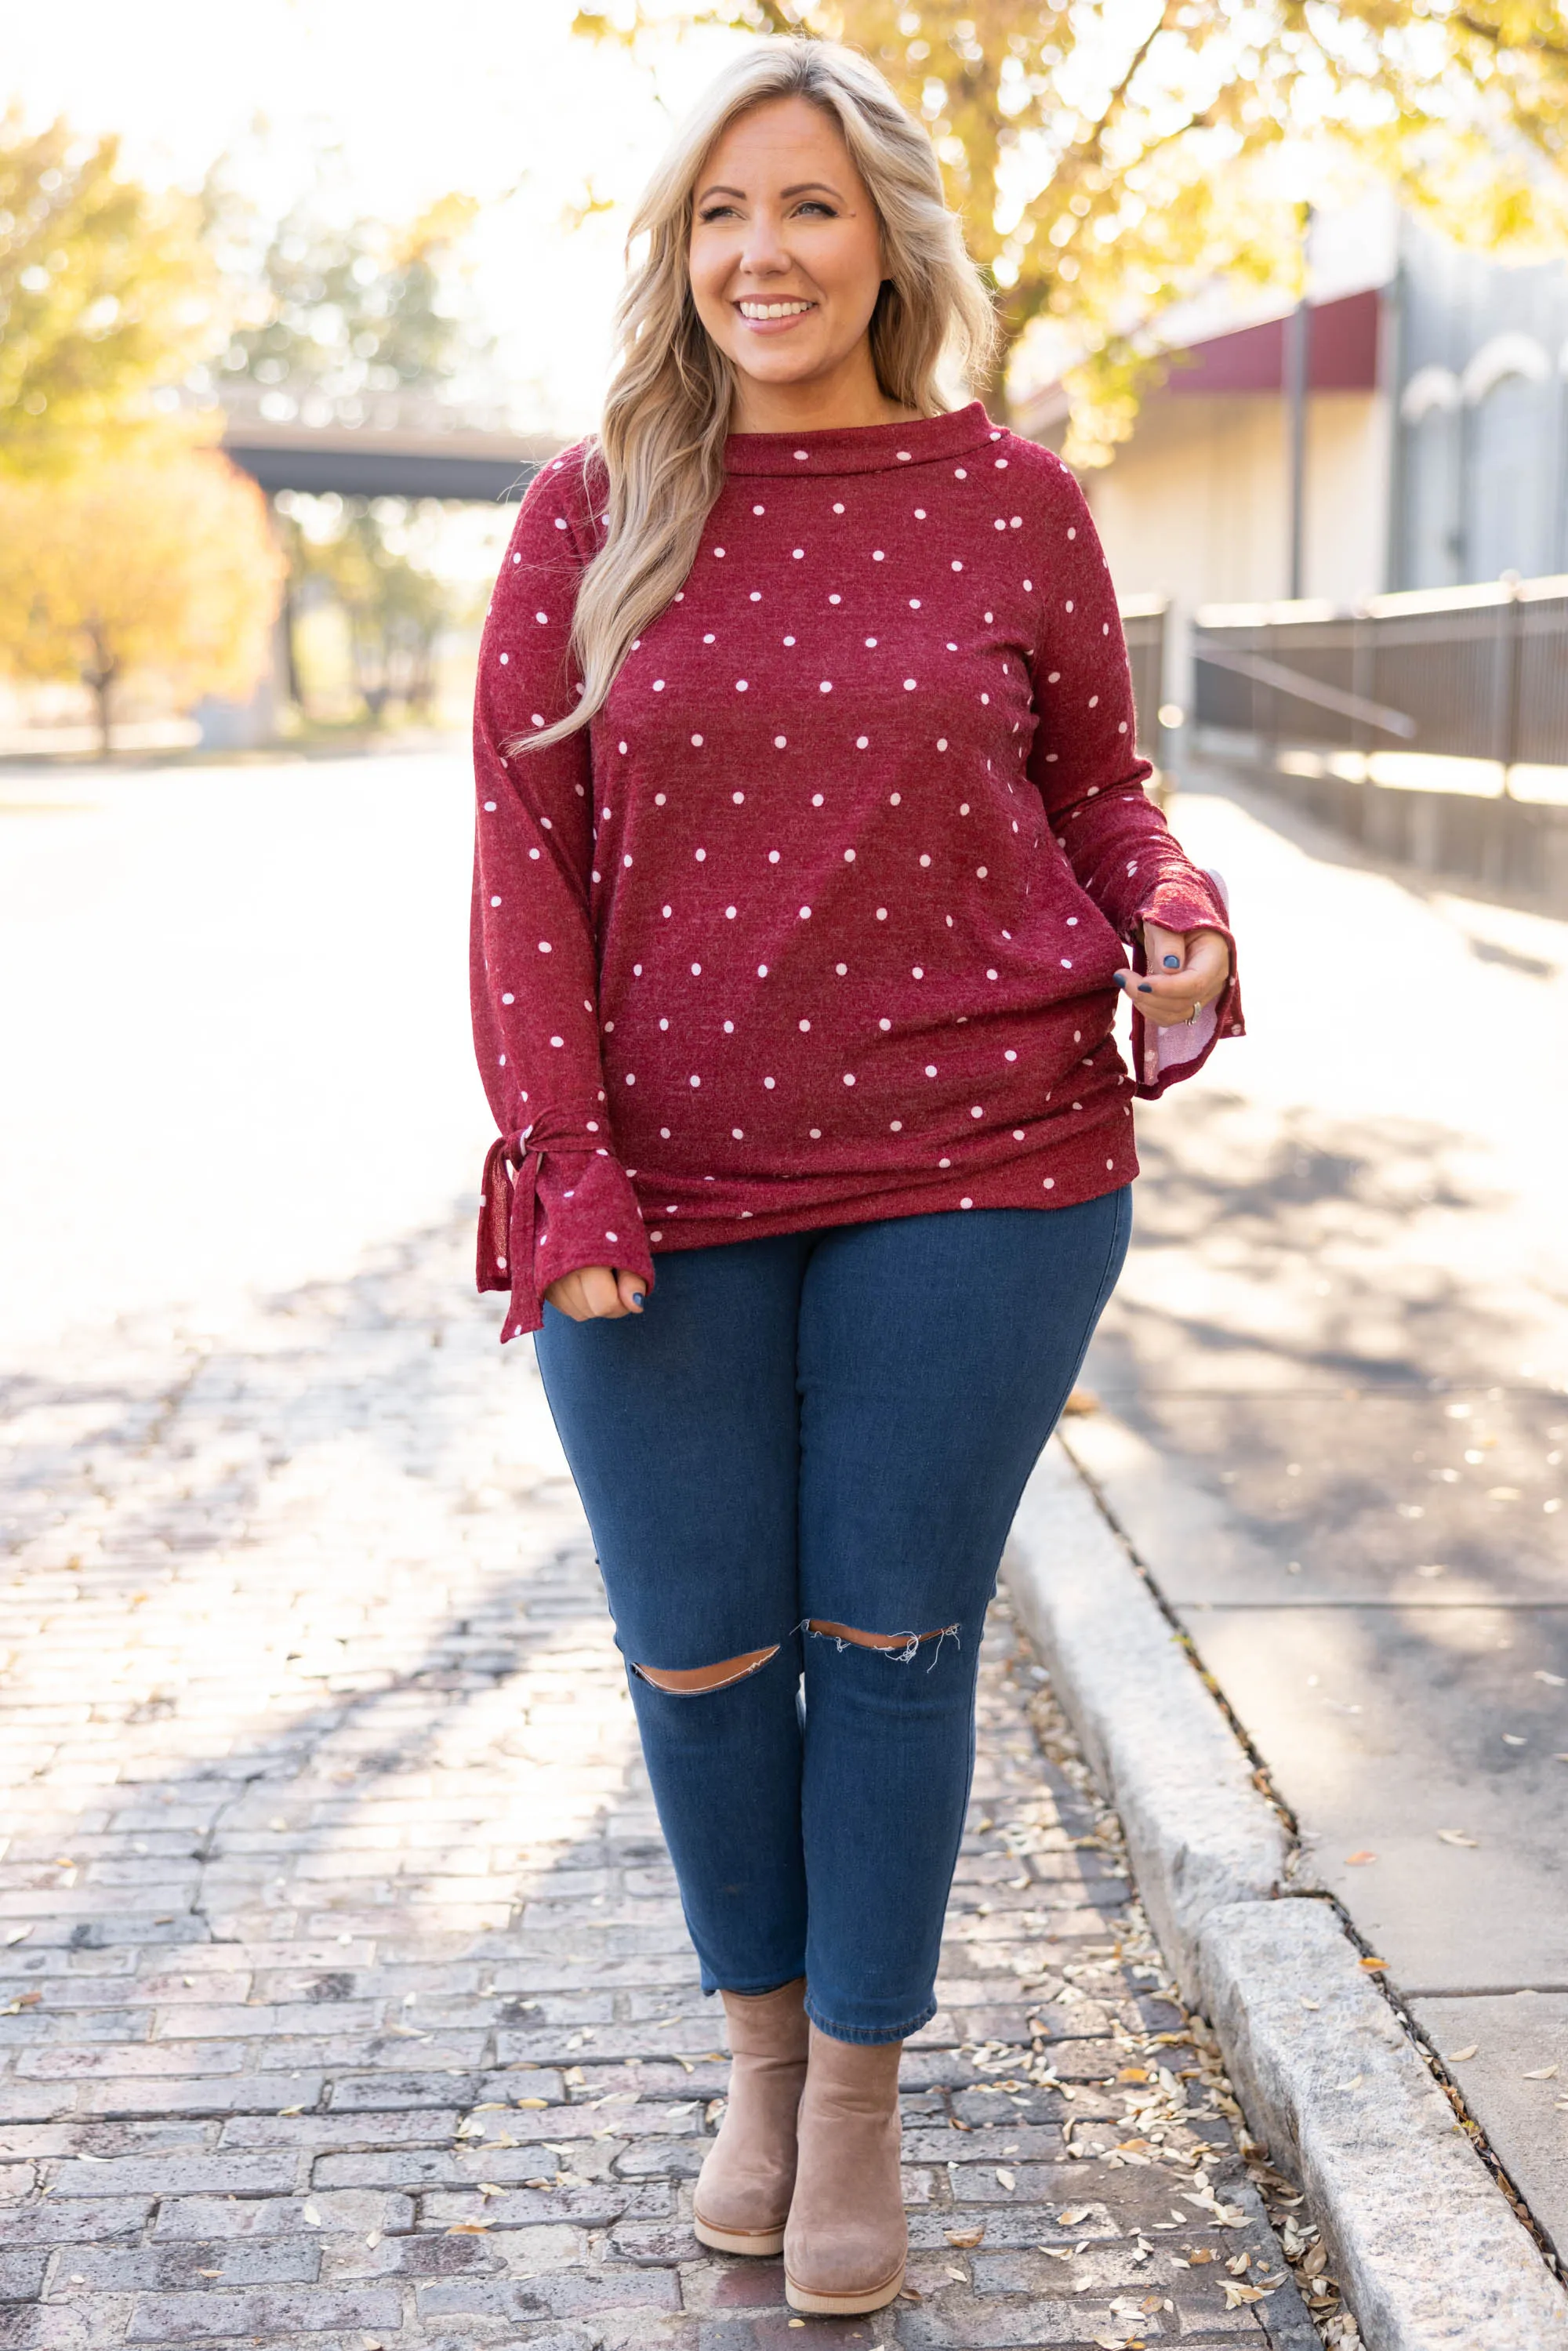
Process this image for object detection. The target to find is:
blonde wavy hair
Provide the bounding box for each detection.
[516,36,996,753]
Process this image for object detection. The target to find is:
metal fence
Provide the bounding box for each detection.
[1189,572,1568,902]
[1119,594,1168,769]
[1192,573,1568,775]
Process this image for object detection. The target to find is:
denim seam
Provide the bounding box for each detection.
[803,1993,938,2046]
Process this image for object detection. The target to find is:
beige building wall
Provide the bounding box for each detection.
[1083,389,1393,612]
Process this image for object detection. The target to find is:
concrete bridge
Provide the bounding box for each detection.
[222,412,565,504]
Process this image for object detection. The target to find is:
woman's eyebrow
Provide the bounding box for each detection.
[693,180,848,205]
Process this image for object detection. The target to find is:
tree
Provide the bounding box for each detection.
[281,496,456,722]
[0,445,285,753]
[575,0,1568,465]
[0,111,220,477]
[206,180,494,419]
[205,169,496,718]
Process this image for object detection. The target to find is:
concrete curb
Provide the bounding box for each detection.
[1006,1438,1287,1994]
[1200,1901,1568,2349]
[1005,1435,1568,2351]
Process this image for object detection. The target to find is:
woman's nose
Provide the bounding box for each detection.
[738,213,791,276]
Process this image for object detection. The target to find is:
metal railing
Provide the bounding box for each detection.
[1189,572,1568,902]
[1119,594,1168,769]
[1192,573,1568,782]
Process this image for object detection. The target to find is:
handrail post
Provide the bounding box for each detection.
[1499,570,1522,798]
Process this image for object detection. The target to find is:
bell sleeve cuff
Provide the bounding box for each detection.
[477,1112,654,1341]
[1128,867,1243,1099]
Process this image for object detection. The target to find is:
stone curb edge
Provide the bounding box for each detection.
[1004,1436,1568,2351]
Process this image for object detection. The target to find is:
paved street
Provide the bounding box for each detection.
[0,753,1317,2349]
[1073,766,1568,2262]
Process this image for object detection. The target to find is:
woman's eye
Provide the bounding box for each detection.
[698,205,737,223]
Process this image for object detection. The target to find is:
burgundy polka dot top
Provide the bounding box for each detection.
[471,401,1241,1339]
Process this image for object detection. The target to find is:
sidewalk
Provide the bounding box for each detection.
[0,1217,1319,2349]
[1070,771,1568,2264]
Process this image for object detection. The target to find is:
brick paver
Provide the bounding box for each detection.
[2,1214,1323,2347]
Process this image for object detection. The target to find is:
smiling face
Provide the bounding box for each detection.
[688,94,905,433]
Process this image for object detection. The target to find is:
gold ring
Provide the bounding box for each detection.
[1188,1000,1200,1025]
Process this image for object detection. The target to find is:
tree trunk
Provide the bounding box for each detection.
[82,636,116,758]
[281,570,306,711]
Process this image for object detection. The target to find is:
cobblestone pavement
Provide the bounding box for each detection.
[1,1214,1320,2349]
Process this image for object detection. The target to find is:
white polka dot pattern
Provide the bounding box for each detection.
[470,402,1240,1337]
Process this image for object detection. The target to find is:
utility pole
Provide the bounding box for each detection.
[1283,202,1313,600]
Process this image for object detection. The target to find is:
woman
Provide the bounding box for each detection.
[471,36,1239,2318]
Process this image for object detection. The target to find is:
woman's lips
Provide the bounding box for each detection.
[734,297,818,334]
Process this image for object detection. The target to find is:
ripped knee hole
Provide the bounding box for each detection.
[633,1622,958,1692]
[632,1646,779,1694]
[806,1620,956,1653]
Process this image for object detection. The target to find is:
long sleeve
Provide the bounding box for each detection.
[1022,459,1243,1097]
[470,445,652,1339]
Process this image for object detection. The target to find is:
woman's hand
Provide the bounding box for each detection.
[1117,921,1230,1029]
[544,1266,648,1322]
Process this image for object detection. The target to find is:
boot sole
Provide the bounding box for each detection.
[783,2261,906,2315]
[692,2213,787,2258]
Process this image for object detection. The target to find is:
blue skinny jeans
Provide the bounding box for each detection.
[534,1194,1131,2045]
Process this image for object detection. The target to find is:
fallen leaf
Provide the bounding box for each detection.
[477,2182,505,2197]
[1223,2281,1271,2307]
[1523,2065,1559,2081]
[946,2265,967,2282]
[277,2105,303,2118]
[446,2222,489,2234]
[1187,2248,1218,2265]
[1344,1851,1377,1866]
[1117,2066,1151,2082]
[4,1928,32,1946]
[302,2204,321,2227]
[514,2097,548,2109]
[996,2168,1016,2191]
[1534,1671,1566,1687]
[1058,2207,1093,2225]
[1299,1996,1321,2010]
[1436,1830,1479,1848]
[946,2227,985,2248]
[1446,2045,1479,2062]
[73,2153,107,2165]
[1358,1958,1387,1972]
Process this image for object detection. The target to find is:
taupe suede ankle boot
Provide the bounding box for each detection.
[692,1977,809,2256]
[783,2024,907,2314]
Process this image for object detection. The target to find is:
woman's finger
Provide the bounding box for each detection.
[615,1267,648,1314]
[576,1266,629,1319]
[546,1266,632,1321]
[1142,918,1189,974]
[1119,926,1230,1024]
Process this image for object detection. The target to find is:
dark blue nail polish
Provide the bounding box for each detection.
[1113,971,1127,990]
[1138,982,1153,994]
[631,1293,645,1309]
[1163,953,1181,968]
